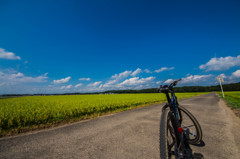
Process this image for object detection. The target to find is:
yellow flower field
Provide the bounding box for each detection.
[0,93,207,136]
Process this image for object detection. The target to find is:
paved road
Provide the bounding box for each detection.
[1,93,240,159]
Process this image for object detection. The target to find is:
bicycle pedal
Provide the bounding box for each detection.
[193,152,204,159]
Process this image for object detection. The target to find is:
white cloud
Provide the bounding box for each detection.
[199,55,240,71]
[111,70,132,79]
[0,70,48,86]
[60,85,72,89]
[164,75,213,85]
[164,79,175,84]
[156,81,162,85]
[155,67,174,73]
[144,69,151,73]
[79,77,91,81]
[210,71,240,84]
[9,72,24,79]
[16,73,48,83]
[101,69,157,90]
[103,70,132,87]
[229,70,240,80]
[0,48,21,60]
[227,70,240,83]
[181,74,213,84]
[0,69,50,94]
[88,81,102,87]
[104,79,117,86]
[53,76,71,84]
[75,83,83,88]
[131,68,142,76]
[65,85,72,89]
[232,70,240,78]
[120,76,155,86]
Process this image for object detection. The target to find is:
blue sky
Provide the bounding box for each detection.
[0,0,240,94]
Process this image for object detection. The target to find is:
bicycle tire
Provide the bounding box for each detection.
[160,108,179,159]
[178,105,202,144]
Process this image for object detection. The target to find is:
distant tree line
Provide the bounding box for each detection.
[104,82,240,94]
[1,82,240,97]
[174,82,240,92]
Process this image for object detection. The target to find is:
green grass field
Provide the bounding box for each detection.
[0,93,207,136]
[218,91,240,109]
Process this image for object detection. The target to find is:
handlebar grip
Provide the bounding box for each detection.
[172,79,182,86]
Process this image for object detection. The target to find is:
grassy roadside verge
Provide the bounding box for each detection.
[218,92,240,117]
[0,93,208,137]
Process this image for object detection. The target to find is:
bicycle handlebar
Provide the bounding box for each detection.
[158,79,181,93]
[170,79,181,87]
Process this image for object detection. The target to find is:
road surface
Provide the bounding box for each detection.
[0,93,240,159]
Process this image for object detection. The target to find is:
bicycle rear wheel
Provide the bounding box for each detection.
[178,105,202,144]
[160,108,179,159]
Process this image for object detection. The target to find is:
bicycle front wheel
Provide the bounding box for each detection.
[160,108,179,159]
[178,105,202,144]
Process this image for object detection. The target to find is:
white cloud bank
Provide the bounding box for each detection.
[226,70,240,82]
[215,71,240,84]
[144,69,151,73]
[0,71,48,83]
[120,76,155,86]
[131,68,142,76]
[181,75,213,84]
[0,70,48,91]
[155,67,174,73]
[53,76,71,84]
[60,85,72,89]
[231,70,240,78]
[164,79,175,84]
[75,83,83,88]
[0,48,21,60]
[88,81,102,87]
[112,70,132,79]
[83,69,157,91]
[79,77,91,81]
[156,81,162,85]
[164,74,213,85]
[103,70,132,87]
[200,55,240,71]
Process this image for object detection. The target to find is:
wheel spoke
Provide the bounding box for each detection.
[182,124,195,128]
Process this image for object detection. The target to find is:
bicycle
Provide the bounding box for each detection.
[158,79,204,159]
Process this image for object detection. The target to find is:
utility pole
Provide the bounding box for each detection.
[217,76,224,98]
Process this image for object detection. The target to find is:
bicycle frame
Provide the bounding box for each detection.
[164,90,180,121]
